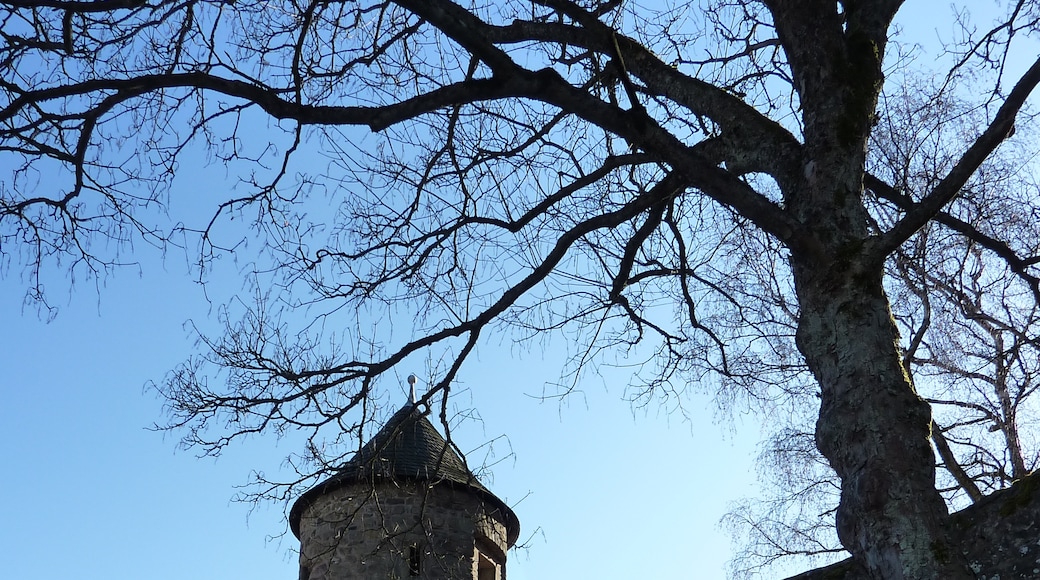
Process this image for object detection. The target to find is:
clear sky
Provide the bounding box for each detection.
[0,256,762,579]
[1,3,1034,580]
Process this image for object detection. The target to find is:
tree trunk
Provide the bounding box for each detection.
[767,3,973,571]
[788,472,1040,580]
[791,255,973,579]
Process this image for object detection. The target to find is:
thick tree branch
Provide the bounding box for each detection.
[870,56,1040,261]
[489,4,802,184]
[865,173,1040,303]
[0,0,146,11]
[0,72,545,132]
[1,2,807,256]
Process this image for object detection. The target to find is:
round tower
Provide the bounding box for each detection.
[289,401,520,580]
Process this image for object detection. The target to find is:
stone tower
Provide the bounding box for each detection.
[289,401,520,580]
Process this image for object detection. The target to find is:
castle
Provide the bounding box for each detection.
[289,397,520,579]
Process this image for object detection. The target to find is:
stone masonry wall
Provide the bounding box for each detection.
[297,481,509,580]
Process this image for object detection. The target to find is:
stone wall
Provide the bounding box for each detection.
[786,472,1040,580]
[297,481,510,580]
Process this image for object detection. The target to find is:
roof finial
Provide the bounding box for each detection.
[407,374,417,405]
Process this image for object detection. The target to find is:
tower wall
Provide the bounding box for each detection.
[297,481,510,580]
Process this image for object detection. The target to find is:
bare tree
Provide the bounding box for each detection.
[726,56,1040,577]
[3,1,1040,578]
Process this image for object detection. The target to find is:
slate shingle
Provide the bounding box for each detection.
[289,403,520,546]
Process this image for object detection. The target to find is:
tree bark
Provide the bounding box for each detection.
[787,472,1040,580]
[791,255,973,579]
[763,1,976,574]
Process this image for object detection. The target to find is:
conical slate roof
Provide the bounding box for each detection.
[338,403,485,485]
[289,403,519,545]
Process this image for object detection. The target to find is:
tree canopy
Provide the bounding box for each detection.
[3,1,1040,578]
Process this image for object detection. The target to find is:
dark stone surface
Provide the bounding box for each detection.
[786,472,1040,579]
[289,402,520,546]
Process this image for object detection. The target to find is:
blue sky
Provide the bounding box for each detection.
[1,3,1035,580]
[0,255,763,579]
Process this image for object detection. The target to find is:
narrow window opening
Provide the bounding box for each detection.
[477,552,497,580]
[408,543,422,576]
